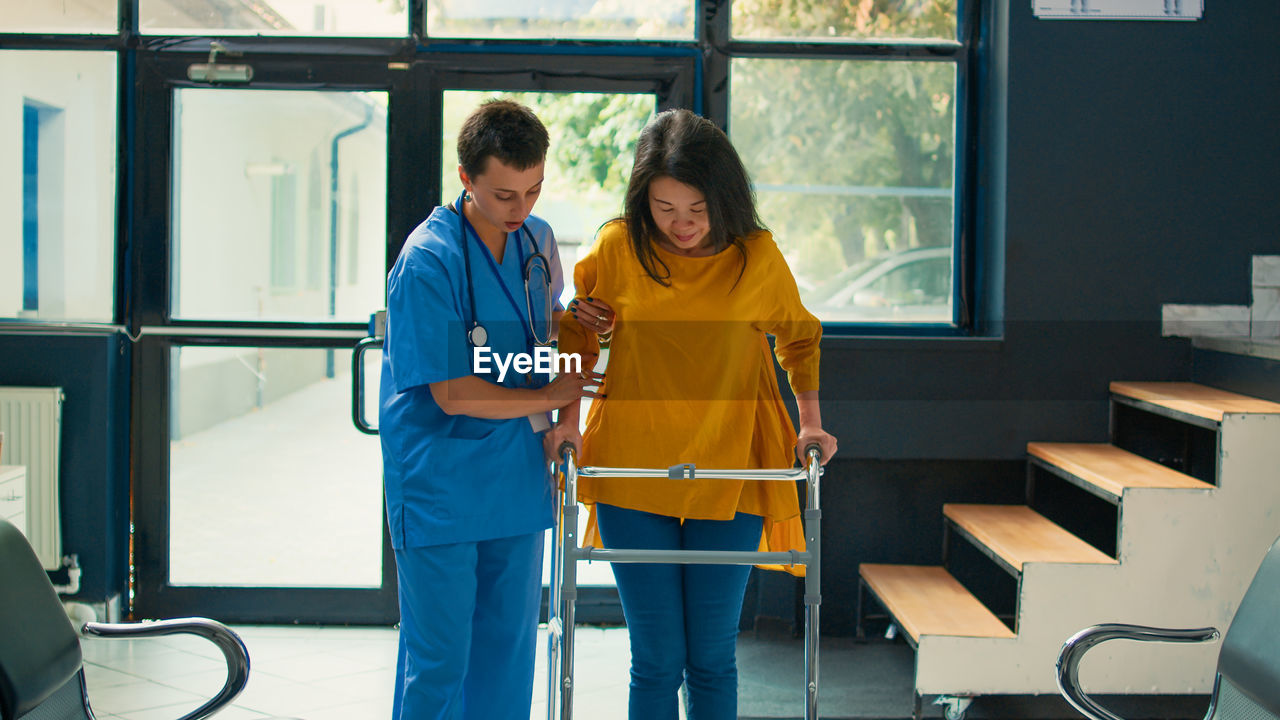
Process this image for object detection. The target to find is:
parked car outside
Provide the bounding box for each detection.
[802,246,952,324]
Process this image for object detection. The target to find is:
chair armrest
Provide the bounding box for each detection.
[82,618,249,720]
[1056,623,1219,720]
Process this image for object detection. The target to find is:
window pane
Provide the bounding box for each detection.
[427,1,693,40]
[732,0,957,42]
[141,0,407,36]
[169,345,383,587]
[441,91,655,309]
[730,58,956,324]
[0,51,116,323]
[0,2,116,33]
[172,89,387,322]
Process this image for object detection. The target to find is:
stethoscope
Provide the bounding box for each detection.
[451,191,553,352]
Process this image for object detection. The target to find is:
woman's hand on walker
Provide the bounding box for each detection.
[795,427,837,466]
[543,421,583,463]
[569,296,616,337]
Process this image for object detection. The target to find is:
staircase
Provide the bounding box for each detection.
[857,381,1280,718]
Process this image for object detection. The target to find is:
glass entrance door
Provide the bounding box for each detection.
[132,69,402,623]
[130,50,692,625]
[167,89,388,592]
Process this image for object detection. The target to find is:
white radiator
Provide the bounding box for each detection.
[0,386,63,570]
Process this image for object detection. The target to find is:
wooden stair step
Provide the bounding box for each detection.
[1027,442,1213,500]
[860,563,1015,643]
[1111,381,1280,423]
[943,504,1117,573]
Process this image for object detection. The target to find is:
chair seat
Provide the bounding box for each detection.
[0,521,83,720]
[12,674,86,720]
[1,519,252,720]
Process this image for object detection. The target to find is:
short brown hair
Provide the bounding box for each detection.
[457,99,550,179]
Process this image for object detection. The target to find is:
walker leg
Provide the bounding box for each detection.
[805,601,820,720]
[558,493,580,719]
[545,623,560,720]
[804,503,822,720]
[561,603,576,719]
[546,490,564,720]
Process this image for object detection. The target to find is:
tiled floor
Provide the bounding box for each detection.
[79,623,919,719]
[81,624,639,720]
[82,625,398,720]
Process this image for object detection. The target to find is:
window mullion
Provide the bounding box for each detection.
[726,40,964,61]
[701,0,730,128]
[120,0,135,37]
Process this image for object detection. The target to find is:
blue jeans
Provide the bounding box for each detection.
[392,532,543,720]
[595,503,764,720]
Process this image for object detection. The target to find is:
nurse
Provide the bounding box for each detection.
[380,99,601,720]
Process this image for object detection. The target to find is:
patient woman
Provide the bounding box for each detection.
[551,108,838,720]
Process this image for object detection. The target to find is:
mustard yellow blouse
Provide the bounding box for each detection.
[559,220,822,559]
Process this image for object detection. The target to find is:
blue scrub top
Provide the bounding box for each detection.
[379,206,564,549]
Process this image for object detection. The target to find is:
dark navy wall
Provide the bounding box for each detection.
[0,332,131,604]
[795,1,1280,633]
[823,1,1280,462]
[1192,348,1280,404]
[1003,5,1280,320]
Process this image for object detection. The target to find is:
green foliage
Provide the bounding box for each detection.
[442,1,959,293]
[425,0,693,40]
[733,0,955,40]
[729,0,957,287]
[442,93,652,194]
[519,93,655,194]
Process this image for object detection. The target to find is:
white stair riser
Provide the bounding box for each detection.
[1252,256,1280,288]
[1252,287,1280,340]
[914,412,1280,695]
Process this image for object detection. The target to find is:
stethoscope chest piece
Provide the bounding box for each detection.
[453,191,552,351]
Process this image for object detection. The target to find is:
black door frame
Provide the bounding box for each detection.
[129,45,694,624]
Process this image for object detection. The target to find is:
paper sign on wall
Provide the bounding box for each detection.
[1034,0,1202,19]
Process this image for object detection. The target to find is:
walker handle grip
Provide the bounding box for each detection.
[558,442,576,463]
[803,443,823,465]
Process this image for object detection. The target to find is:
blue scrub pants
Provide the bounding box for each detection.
[595,503,764,720]
[392,531,544,720]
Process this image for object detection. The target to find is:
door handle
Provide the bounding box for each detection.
[352,336,383,435]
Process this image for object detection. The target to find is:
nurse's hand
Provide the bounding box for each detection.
[541,368,605,407]
[544,420,583,464]
[569,297,615,338]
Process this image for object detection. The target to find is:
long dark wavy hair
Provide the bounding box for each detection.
[622,109,765,287]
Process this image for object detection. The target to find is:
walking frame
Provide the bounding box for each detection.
[545,444,825,720]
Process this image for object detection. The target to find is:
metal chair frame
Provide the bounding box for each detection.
[80,618,250,720]
[0,518,249,720]
[1056,533,1280,720]
[1057,624,1221,720]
